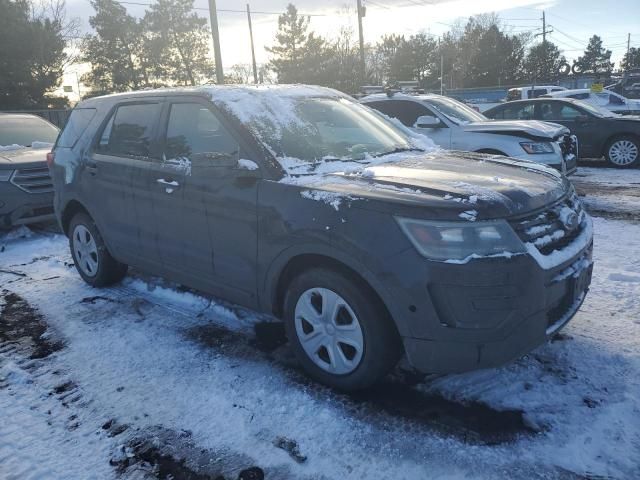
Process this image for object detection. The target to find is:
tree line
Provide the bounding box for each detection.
[1,0,640,108]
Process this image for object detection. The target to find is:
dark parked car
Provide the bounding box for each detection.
[484,98,640,168]
[51,86,593,390]
[0,113,59,228]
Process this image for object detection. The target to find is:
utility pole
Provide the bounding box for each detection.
[542,10,546,45]
[438,37,443,95]
[628,33,632,61]
[356,0,366,86]
[247,4,258,83]
[208,0,224,84]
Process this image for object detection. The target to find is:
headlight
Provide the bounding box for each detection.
[396,217,526,262]
[520,142,555,154]
[0,170,14,182]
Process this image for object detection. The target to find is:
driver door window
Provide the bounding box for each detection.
[497,104,534,120]
[367,100,436,127]
[538,102,583,121]
[164,103,238,163]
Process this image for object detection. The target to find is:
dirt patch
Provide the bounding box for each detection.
[187,322,536,445]
[349,381,538,445]
[0,290,64,359]
[273,437,307,464]
[111,427,270,480]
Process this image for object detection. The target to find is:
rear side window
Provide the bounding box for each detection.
[56,108,96,148]
[97,103,161,157]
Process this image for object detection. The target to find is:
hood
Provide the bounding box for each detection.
[298,151,568,220]
[463,120,568,139]
[0,147,49,168]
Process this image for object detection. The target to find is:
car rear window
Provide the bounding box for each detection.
[97,103,161,158]
[56,108,97,148]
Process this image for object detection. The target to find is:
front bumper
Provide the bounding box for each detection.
[380,197,593,374]
[401,246,593,373]
[0,180,54,227]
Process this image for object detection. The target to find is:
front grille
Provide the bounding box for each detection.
[511,192,585,256]
[10,167,53,194]
[557,134,578,159]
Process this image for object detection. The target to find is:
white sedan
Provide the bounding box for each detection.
[542,89,640,116]
[361,93,577,175]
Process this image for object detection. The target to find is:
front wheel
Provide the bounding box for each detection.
[605,136,639,168]
[283,267,402,391]
[68,212,128,287]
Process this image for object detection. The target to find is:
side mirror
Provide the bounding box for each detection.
[415,115,441,128]
[191,151,238,168]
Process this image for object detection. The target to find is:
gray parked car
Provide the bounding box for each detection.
[0,113,59,228]
[51,86,593,390]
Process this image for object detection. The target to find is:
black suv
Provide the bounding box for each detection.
[51,85,593,390]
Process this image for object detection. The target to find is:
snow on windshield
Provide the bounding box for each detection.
[206,85,436,179]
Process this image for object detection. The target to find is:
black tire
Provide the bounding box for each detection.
[68,212,128,287]
[604,135,640,168]
[283,267,402,391]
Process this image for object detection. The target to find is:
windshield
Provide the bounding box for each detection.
[0,115,59,147]
[239,97,414,162]
[424,97,487,124]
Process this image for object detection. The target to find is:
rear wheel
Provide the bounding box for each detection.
[605,136,639,168]
[283,267,402,391]
[68,212,127,287]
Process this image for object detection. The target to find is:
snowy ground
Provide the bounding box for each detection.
[1,166,639,480]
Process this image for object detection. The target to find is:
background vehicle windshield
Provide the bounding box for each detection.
[425,97,487,124]
[0,115,59,146]
[251,97,413,161]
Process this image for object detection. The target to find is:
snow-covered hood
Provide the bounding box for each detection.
[0,147,49,168]
[294,151,568,219]
[463,120,569,139]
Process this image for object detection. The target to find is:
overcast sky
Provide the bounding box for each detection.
[60,0,640,93]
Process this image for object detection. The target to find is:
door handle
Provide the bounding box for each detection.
[86,160,98,175]
[156,178,180,194]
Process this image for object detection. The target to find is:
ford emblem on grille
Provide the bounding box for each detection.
[563,211,579,231]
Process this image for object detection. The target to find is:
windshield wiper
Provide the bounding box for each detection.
[374,146,423,158]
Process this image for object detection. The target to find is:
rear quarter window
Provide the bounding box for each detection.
[56,108,97,148]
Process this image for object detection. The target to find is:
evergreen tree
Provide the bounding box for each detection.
[576,35,614,75]
[0,0,68,108]
[466,25,525,86]
[82,0,149,93]
[621,47,640,71]
[523,41,566,83]
[142,0,213,86]
[266,4,330,83]
[390,34,438,85]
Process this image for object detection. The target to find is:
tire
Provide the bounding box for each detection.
[283,267,402,391]
[68,212,128,287]
[604,136,640,168]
